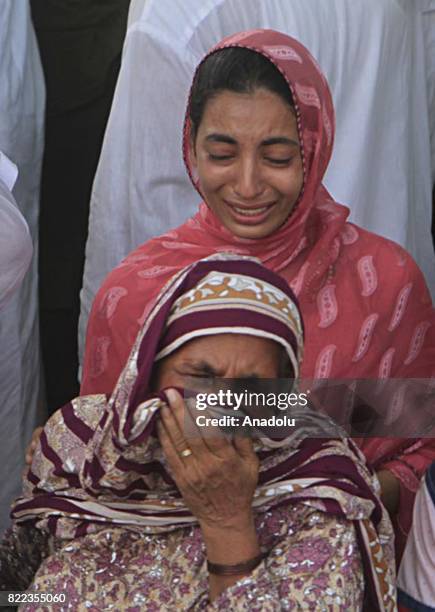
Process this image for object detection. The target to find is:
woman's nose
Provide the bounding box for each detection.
[233,157,264,200]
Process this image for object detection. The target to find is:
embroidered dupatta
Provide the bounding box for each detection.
[15,257,395,610]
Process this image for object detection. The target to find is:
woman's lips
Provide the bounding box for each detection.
[225,201,275,225]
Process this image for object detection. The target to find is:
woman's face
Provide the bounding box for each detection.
[190,88,303,239]
[154,333,284,390]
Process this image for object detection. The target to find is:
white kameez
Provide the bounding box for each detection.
[0,154,33,312]
[0,2,45,534]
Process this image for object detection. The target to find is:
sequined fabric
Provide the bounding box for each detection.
[21,505,368,611]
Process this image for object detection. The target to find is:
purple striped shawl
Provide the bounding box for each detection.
[12,256,395,610]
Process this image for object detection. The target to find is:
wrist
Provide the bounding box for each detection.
[200,511,255,536]
[200,514,260,565]
[207,552,265,576]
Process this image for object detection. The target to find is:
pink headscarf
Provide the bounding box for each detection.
[81,30,435,559]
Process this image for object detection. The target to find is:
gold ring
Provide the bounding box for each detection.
[180,448,193,458]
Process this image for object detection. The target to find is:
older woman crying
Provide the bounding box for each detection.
[3,257,395,610]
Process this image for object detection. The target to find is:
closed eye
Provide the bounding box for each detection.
[186,372,215,379]
[176,362,220,378]
[208,153,234,162]
[264,157,293,166]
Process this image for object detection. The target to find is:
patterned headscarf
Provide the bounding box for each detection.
[13,256,395,609]
[155,264,303,372]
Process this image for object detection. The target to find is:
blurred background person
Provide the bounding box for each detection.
[0,1,45,535]
[30,0,131,413]
[421,0,435,244]
[398,462,435,611]
[0,153,32,312]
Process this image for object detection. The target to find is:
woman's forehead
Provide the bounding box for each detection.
[164,333,283,372]
[185,35,335,196]
[198,88,299,143]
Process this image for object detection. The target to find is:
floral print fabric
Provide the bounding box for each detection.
[17,505,376,611]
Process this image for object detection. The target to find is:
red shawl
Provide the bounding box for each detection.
[81,30,435,558]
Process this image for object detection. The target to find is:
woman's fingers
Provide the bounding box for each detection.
[157,420,185,474]
[158,391,259,527]
[160,391,256,469]
[159,401,194,459]
[159,389,209,460]
[165,388,232,456]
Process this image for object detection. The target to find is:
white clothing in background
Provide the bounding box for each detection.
[0,153,33,311]
[422,2,435,179]
[0,2,45,534]
[397,464,435,610]
[80,0,435,362]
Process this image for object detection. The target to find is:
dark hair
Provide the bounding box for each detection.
[189,47,294,139]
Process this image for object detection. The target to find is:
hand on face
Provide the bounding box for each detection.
[157,388,259,531]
